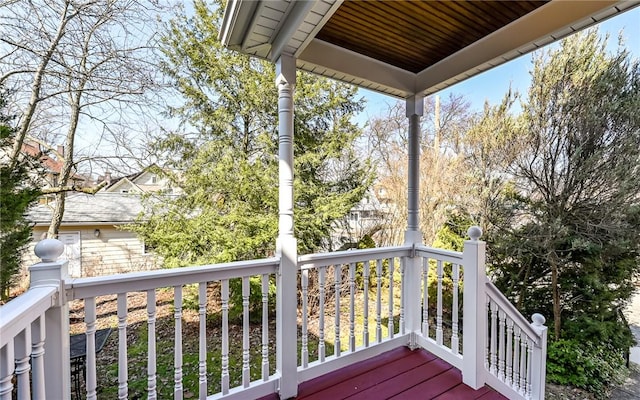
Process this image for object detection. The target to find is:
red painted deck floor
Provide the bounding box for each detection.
[260,347,508,400]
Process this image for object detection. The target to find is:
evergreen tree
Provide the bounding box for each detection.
[488,30,640,346]
[0,88,41,301]
[133,1,372,267]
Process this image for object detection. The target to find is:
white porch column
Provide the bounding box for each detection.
[404,95,424,348]
[405,94,423,238]
[462,226,487,389]
[275,53,298,399]
[30,239,71,400]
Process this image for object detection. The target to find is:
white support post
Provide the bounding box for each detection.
[462,226,487,389]
[404,95,424,349]
[275,53,298,399]
[30,239,70,400]
[530,314,548,400]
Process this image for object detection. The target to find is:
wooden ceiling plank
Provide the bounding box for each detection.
[318,0,546,73]
[325,2,452,71]
[317,11,434,71]
[412,2,489,41]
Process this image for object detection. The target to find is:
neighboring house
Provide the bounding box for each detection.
[23,192,158,278]
[20,141,89,198]
[23,165,177,279]
[331,187,392,250]
[99,164,180,195]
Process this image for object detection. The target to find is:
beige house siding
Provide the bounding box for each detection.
[23,224,159,279]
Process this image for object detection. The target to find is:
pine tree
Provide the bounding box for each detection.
[489,29,640,346]
[0,88,41,301]
[132,1,372,267]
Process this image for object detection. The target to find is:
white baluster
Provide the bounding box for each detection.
[498,309,506,381]
[376,259,382,343]
[221,280,230,395]
[400,257,405,335]
[489,300,498,375]
[319,266,326,361]
[526,338,534,399]
[505,318,514,387]
[435,260,443,345]
[301,269,309,367]
[85,297,98,400]
[451,263,460,354]
[363,260,370,347]
[519,333,527,395]
[349,262,356,352]
[15,327,31,398]
[242,277,250,388]
[485,297,490,370]
[147,289,157,400]
[198,283,207,398]
[0,342,14,400]
[422,258,429,337]
[117,293,128,400]
[334,265,341,357]
[174,286,183,400]
[388,258,395,338]
[513,326,521,392]
[261,274,270,381]
[31,315,46,399]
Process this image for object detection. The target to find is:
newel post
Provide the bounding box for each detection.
[530,313,548,400]
[462,226,487,389]
[275,53,298,399]
[30,239,71,400]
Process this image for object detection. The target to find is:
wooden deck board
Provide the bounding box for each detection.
[296,347,414,398]
[258,347,508,400]
[300,350,437,400]
[347,358,453,400]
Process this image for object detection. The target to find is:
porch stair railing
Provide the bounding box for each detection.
[0,227,547,400]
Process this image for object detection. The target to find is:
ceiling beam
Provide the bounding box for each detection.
[299,39,416,96]
[268,1,317,61]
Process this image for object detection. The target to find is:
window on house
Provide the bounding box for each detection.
[150,175,157,183]
[143,240,155,255]
[349,212,359,221]
[121,190,128,193]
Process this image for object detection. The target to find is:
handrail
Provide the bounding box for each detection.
[0,286,57,348]
[298,245,412,269]
[66,257,280,300]
[485,281,541,344]
[414,245,463,262]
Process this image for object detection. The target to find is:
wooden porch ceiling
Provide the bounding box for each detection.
[220,0,640,99]
[315,1,547,74]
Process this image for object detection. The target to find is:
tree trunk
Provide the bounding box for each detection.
[48,86,82,235]
[10,2,73,167]
[47,192,66,238]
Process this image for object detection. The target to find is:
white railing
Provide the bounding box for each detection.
[297,246,413,382]
[0,227,548,400]
[68,258,280,400]
[484,283,548,400]
[413,246,465,368]
[1,239,71,400]
[0,286,56,399]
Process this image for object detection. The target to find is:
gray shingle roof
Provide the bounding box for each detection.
[28,193,147,225]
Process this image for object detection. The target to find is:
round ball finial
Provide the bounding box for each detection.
[467,226,482,241]
[531,313,546,326]
[34,239,64,262]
